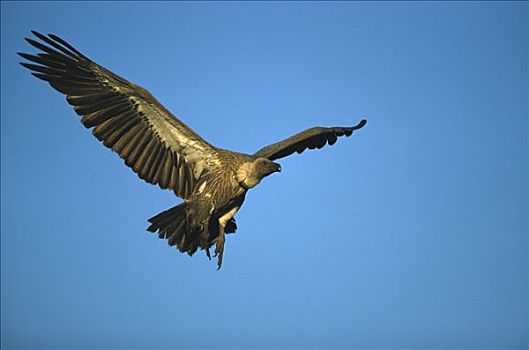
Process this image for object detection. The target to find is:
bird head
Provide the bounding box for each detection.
[253,158,282,178]
[237,158,281,189]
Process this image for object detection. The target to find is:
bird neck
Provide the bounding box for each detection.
[236,162,262,189]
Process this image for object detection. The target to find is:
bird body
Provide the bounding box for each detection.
[19,31,366,269]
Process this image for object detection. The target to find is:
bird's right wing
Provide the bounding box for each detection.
[253,119,366,160]
[19,31,220,199]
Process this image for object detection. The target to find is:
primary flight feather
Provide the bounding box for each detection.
[19,31,367,269]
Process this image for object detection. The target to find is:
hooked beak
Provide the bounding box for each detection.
[274,163,282,173]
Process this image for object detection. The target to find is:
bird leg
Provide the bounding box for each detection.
[214,206,239,270]
[214,225,225,270]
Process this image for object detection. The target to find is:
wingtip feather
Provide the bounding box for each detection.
[30,30,48,41]
[357,119,367,128]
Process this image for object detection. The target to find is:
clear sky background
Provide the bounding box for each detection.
[1,2,527,349]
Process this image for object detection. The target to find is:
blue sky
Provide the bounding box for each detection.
[1,1,527,349]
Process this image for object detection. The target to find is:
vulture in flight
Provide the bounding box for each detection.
[19,31,367,269]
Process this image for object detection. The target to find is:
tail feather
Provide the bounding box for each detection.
[147,203,238,258]
[147,203,194,253]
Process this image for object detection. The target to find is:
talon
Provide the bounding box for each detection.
[215,233,225,269]
[217,252,223,270]
[205,247,211,260]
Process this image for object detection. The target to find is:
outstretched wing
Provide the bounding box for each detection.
[253,119,366,160]
[19,31,219,199]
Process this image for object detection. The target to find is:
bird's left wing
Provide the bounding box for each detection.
[19,31,220,199]
[253,119,366,160]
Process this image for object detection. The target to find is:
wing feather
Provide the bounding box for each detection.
[151,150,168,184]
[148,145,165,181]
[253,120,366,160]
[19,31,220,198]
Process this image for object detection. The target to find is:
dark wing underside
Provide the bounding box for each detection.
[19,31,220,199]
[253,119,366,160]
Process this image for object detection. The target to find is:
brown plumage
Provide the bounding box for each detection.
[19,31,367,269]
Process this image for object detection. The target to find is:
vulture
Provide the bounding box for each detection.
[19,31,367,269]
